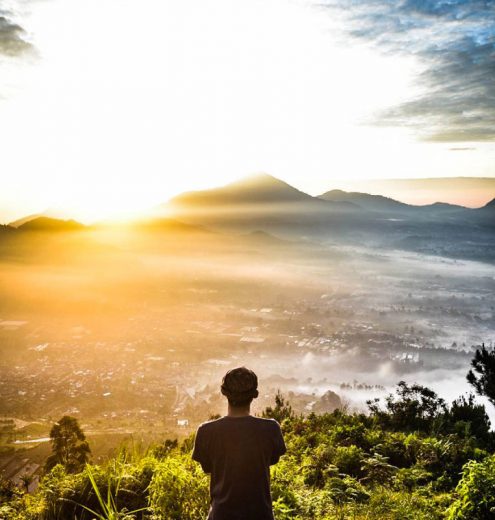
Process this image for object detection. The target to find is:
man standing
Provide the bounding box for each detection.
[192,367,286,520]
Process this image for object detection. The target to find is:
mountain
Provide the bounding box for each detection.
[163,175,495,262]
[420,202,464,210]
[169,173,320,207]
[318,190,468,216]
[337,177,495,208]
[9,213,44,228]
[164,174,366,239]
[318,190,409,213]
[470,197,495,229]
[480,198,495,211]
[17,217,86,232]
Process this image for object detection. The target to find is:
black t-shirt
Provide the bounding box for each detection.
[192,415,286,520]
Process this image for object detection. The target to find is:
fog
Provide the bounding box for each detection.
[0,222,494,443]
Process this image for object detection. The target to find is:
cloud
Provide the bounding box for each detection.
[0,8,32,57]
[320,0,495,142]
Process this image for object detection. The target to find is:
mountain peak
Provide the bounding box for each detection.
[229,173,293,189]
[169,173,314,206]
[17,216,85,232]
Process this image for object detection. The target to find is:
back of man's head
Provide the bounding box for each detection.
[221,367,259,407]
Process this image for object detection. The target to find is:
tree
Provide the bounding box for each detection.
[367,381,446,432]
[447,394,492,445]
[45,416,91,473]
[467,344,495,407]
[262,390,294,424]
[19,474,33,493]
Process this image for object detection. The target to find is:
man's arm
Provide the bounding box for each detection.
[192,425,212,473]
[270,420,286,465]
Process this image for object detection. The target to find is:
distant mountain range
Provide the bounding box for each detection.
[2,174,495,263]
[162,174,495,263]
[166,173,494,222]
[8,174,494,229]
[338,177,495,208]
[317,189,477,215]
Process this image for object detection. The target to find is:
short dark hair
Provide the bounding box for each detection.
[221,367,259,407]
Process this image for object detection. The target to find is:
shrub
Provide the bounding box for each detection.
[447,455,495,519]
[148,453,209,519]
[333,445,365,478]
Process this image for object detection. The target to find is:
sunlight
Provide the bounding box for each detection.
[0,0,422,222]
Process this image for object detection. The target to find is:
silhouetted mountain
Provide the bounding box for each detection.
[319,190,468,216]
[17,217,85,232]
[318,190,408,212]
[418,202,467,213]
[468,197,495,230]
[163,174,369,241]
[9,213,43,228]
[480,198,495,210]
[6,176,491,264]
[340,177,495,209]
[169,173,322,207]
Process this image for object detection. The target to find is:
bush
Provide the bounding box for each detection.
[333,445,365,478]
[447,455,495,519]
[148,453,209,519]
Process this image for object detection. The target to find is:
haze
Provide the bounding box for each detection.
[0,0,494,223]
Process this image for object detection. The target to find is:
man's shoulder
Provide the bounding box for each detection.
[198,416,281,432]
[253,417,282,429]
[196,418,222,434]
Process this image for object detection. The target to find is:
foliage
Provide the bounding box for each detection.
[467,343,495,407]
[367,381,446,433]
[262,390,295,424]
[447,455,495,520]
[2,382,495,520]
[75,463,150,520]
[45,415,91,474]
[148,453,209,519]
[446,394,492,444]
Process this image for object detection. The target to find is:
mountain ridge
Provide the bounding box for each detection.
[168,173,321,207]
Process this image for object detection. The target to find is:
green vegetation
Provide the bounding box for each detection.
[1,382,495,520]
[45,416,91,474]
[467,343,495,407]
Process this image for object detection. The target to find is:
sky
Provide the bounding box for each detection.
[0,0,494,223]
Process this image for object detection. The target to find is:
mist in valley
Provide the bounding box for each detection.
[1,211,494,450]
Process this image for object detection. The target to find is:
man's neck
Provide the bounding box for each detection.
[227,404,251,417]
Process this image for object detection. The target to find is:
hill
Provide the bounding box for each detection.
[169,173,318,207]
[319,189,410,213]
[17,217,86,232]
[319,190,468,216]
[480,197,495,211]
[339,177,495,208]
[9,214,43,228]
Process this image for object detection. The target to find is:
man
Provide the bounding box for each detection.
[192,367,286,520]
